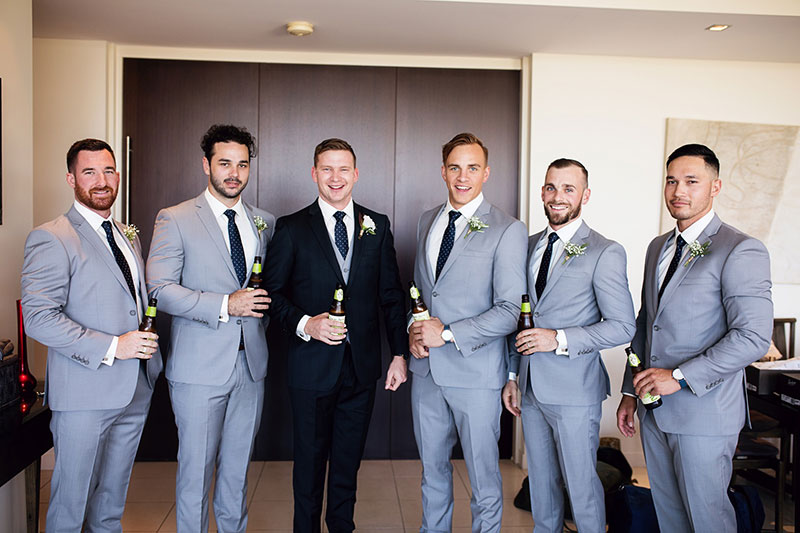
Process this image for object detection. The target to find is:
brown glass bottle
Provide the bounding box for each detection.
[328,283,346,336]
[409,280,430,322]
[139,298,158,334]
[625,346,662,410]
[518,294,534,332]
[247,255,263,290]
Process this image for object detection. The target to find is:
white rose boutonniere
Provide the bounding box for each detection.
[122,224,139,243]
[253,215,269,236]
[684,240,711,267]
[359,214,376,239]
[562,241,587,264]
[464,216,489,239]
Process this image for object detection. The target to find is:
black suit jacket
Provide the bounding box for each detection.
[264,200,408,391]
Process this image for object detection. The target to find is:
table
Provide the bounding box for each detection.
[0,385,52,533]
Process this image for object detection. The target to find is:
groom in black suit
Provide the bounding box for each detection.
[263,138,408,533]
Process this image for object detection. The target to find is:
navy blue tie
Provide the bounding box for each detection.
[224,209,247,287]
[535,232,560,299]
[101,221,137,303]
[658,235,687,303]
[334,211,349,259]
[435,210,461,281]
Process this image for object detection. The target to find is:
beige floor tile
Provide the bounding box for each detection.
[247,499,295,529]
[40,468,53,486]
[632,466,650,488]
[121,501,174,531]
[354,498,403,529]
[391,460,422,478]
[131,461,178,479]
[39,480,50,503]
[355,529,404,533]
[261,460,293,477]
[38,504,47,533]
[399,497,472,529]
[394,476,421,501]
[357,475,399,501]
[252,473,293,501]
[157,503,219,532]
[501,498,534,527]
[126,475,177,502]
[358,460,394,479]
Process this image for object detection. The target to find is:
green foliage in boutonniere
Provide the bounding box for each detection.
[253,215,269,236]
[122,224,139,243]
[562,241,587,264]
[684,240,711,267]
[464,216,489,239]
[359,214,376,239]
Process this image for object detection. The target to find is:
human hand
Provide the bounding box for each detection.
[633,367,681,397]
[385,356,408,391]
[502,380,521,417]
[228,288,271,317]
[116,330,159,360]
[515,328,558,355]
[305,312,347,345]
[616,395,638,437]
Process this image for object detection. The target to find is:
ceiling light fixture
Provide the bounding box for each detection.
[287,21,314,37]
[705,24,730,32]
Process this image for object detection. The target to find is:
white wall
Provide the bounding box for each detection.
[0,1,34,531]
[527,53,800,465]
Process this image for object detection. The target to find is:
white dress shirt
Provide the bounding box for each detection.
[73,200,142,366]
[295,198,355,341]
[203,189,258,323]
[658,209,715,289]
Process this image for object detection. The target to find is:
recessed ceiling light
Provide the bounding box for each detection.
[287,21,314,37]
[705,24,730,32]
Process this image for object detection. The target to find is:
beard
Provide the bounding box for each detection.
[544,202,581,227]
[210,171,246,199]
[75,184,117,212]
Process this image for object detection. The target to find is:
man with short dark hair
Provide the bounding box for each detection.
[147,124,275,532]
[616,143,773,532]
[503,158,635,532]
[264,138,408,533]
[22,138,163,532]
[408,132,527,532]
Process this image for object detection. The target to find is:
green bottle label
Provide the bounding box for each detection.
[145,306,157,318]
[252,263,262,274]
[334,288,344,302]
[627,353,641,366]
[521,302,531,313]
[642,391,661,404]
[410,286,420,299]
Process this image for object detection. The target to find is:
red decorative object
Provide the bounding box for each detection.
[17,299,38,413]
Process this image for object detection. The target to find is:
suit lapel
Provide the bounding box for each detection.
[308,202,346,285]
[349,204,367,284]
[114,219,147,308]
[436,200,491,284]
[67,207,135,303]
[528,231,546,305]
[421,205,444,286]
[539,221,590,302]
[242,202,268,256]
[647,233,670,320]
[194,193,240,284]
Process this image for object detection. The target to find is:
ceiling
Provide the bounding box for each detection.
[32,0,800,63]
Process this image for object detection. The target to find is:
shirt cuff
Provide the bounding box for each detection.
[219,294,230,323]
[622,392,637,398]
[555,329,568,356]
[296,315,312,342]
[508,372,518,382]
[102,336,118,366]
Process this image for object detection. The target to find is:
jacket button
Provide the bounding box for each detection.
[534,312,540,318]
[653,325,660,331]
[432,291,438,297]
[130,310,136,316]
[236,319,242,325]
[651,356,658,362]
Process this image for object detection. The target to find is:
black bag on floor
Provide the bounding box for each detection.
[728,485,765,533]
[606,485,660,533]
[514,475,531,511]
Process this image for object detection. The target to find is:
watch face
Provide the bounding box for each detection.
[442,329,453,341]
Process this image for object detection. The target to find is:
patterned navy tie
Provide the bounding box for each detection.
[435,210,461,281]
[224,209,247,287]
[658,235,687,303]
[535,232,560,299]
[334,211,349,259]
[101,221,137,303]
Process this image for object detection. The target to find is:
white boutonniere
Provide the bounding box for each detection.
[464,216,489,239]
[122,224,139,243]
[253,215,269,236]
[562,241,587,264]
[359,214,376,239]
[684,240,711,267]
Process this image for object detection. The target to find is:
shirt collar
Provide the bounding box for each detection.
[317,197,354,221]
[547,215,583,244]
[73,200,113,232]
[674,209,715,245]
[204,188,245,220]
[446,192,484,221]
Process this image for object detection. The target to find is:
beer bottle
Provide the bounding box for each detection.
[247,255,263,290]
[518,294,534,332]
[625,347,662,410]
[409,280,430,321]
[328,283,346,336]
[139,298,158,334]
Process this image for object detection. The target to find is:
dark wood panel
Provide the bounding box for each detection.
[393,67,521,458]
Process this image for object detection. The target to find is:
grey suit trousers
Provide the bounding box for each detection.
[168,351,264,533]
[411,372,503,533]
[47,368,152,533]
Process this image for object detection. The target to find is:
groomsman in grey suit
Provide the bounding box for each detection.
[502,159,635,532]
[21,138,163,532]
[408,132,527,532]
[147,125,275,533]
[617,144,773,532]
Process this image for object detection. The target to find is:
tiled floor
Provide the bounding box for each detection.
[37,460,792,532]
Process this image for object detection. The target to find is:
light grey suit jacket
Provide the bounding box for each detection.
[622,214,773,436]
[21,206,163,411]
[146,192,275,385]
[510,221,636,406]
[409,199,527,390]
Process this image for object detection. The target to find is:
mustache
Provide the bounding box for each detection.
[89,186,114,194]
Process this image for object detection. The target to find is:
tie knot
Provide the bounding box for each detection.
[547,232,559,245]
[101,220,113,235]
[448,210,461,223]
[224,209,236,221]
[334,211,346,222]
[676,235,687,249]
